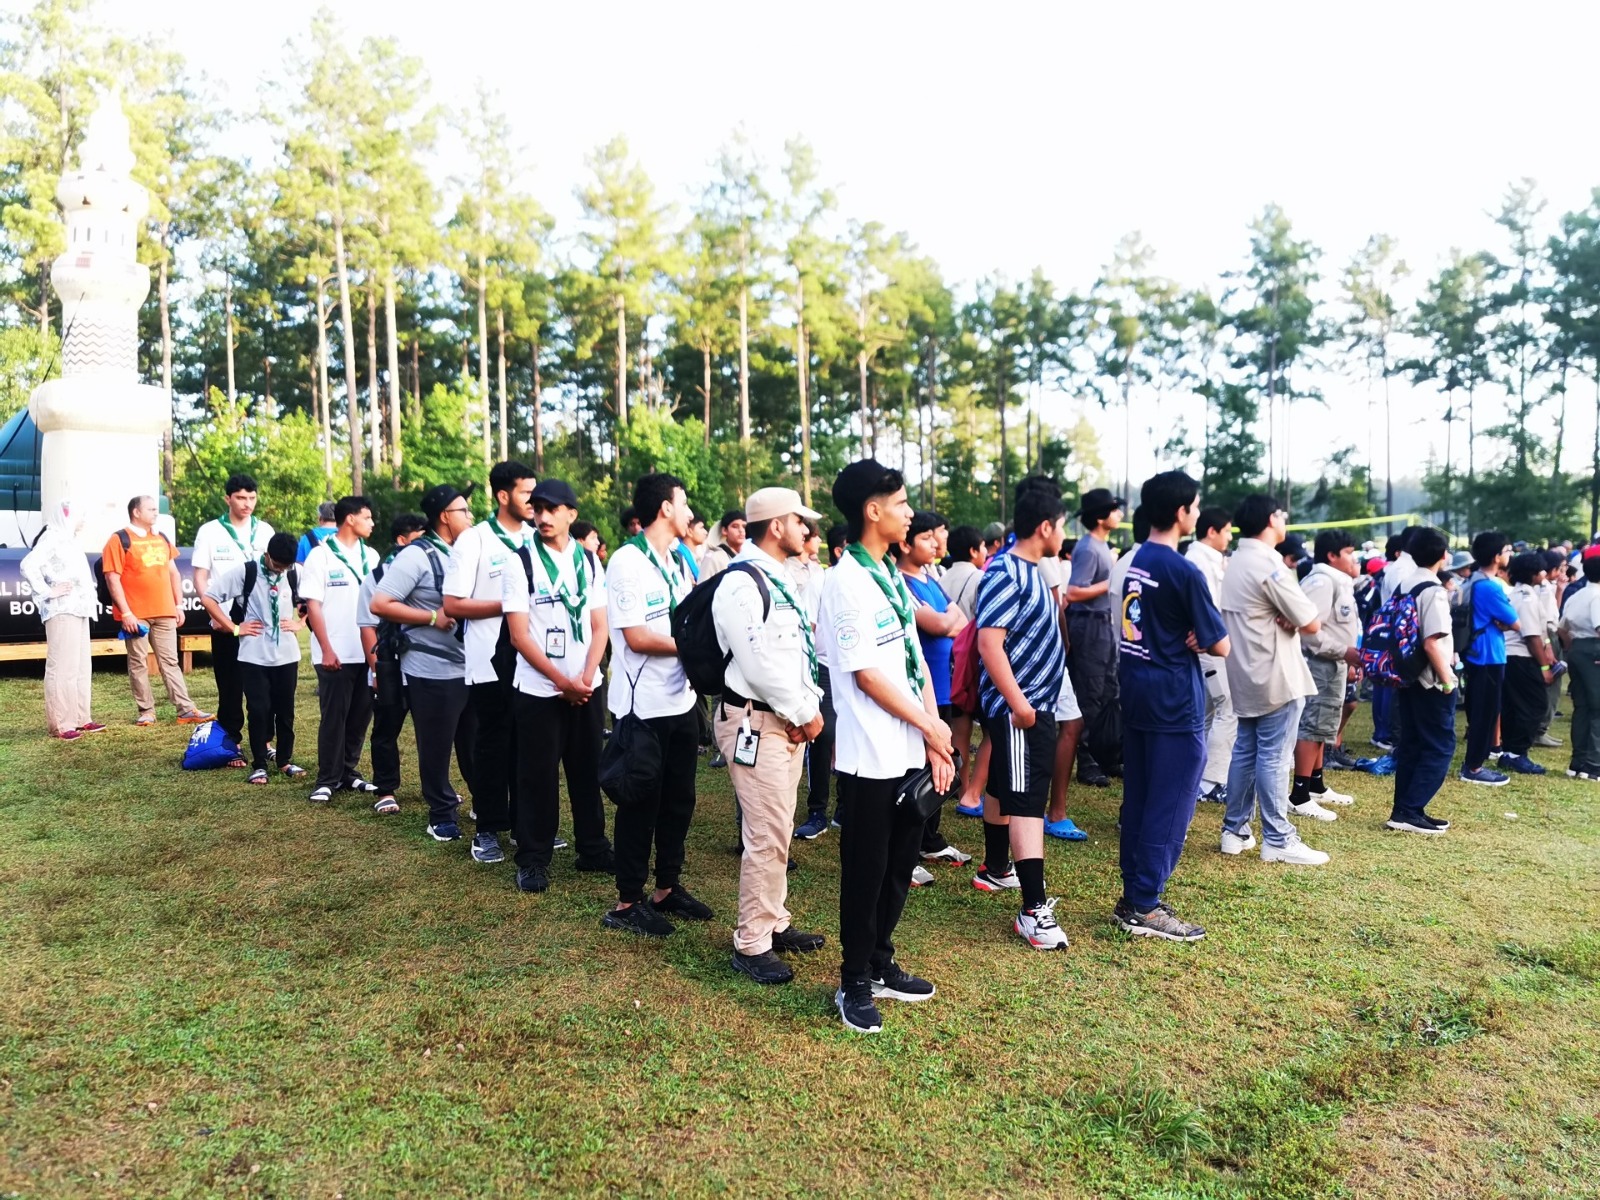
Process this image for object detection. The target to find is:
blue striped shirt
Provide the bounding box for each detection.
[976,552,1065,720]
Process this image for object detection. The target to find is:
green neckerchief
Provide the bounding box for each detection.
[218,514,258,556]
[758,560,819,687]
[324,534,371,580]
[260,554,284,644]
[846,542,925,696]
[423,531,452,558]
[486,516,526,554]
[534,536,588,641]
[623,533,684,616]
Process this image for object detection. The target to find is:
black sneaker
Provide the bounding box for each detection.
[573,851,616,873]
[649,886,714,921]
[1078,759,1111,787]
[835,982,883,1033]
[732,950,794,985]
[514,866,549,893]
[1384,814,1449,836]
[770,927,825,954]
[1113,897,1206,941]
[602,902,674,937]
[870,962,936,1002]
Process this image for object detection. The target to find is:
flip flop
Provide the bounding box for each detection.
[247,769,269,785]
[1044,818,1088,841]
[281,764,307,779]
[372,795,400,815]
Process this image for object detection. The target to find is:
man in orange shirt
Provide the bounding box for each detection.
[102,495,210,726]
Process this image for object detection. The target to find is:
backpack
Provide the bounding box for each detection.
[372,541,457,665]
[1449,576,1479,656]
[1361,579,1439,687]
[181,719,240,770]
[949,619,981,714]
[94,528,174,609]
[229,559,302,625]
[670,561,769,696]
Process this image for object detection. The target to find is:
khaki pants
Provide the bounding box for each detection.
[43,614,92,735]
[127,615,195,718]
[715,703,806,955]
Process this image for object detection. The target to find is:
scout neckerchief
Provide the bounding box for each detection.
[260,554,285,643]
[324,533,371,580]
[219,514,258,557]
[846,542,925,696]
[423,530,452,557]
[486,516,526,554]
[535,536,588,641]
[757,560,819,687]
[623,533,684,616]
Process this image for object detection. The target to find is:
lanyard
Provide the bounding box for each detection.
[219,514,257,556]
[761,564,819,687]
[260,554,284,643]
[846,543,925,696]
[325,536,370,579]
[623,534,684,616]
[486,517,525,553]
[534,537,588,641]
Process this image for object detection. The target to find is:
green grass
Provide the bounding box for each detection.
[3,658,1600,1198]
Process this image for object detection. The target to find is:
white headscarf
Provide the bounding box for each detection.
[37,499,76,550]
[21,498,96,621]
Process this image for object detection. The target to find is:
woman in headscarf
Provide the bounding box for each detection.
[20,499,101,740]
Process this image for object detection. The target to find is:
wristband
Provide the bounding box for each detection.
[428,609,438,627]
[233,625,241,637]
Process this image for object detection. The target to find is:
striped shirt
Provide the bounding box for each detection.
[976,552,1065,720]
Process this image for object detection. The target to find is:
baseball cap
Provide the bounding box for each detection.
[982,521,1006,542]
[421,483,472,524]
[1280,534,1310,564]
[1583,545,1600,561]
[531,479,579,510]
[745,486,821,524]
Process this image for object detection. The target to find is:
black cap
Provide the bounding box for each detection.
[531,479,579,510]
[1280,533,1309,563]
[421,484,471,524]
[1075,488,1126,524]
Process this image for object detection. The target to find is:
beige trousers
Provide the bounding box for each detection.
[715,703,807,955]
[126,615,195,717]
[43,614,92,735]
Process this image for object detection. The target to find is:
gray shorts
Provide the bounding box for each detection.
[1298,657,1347,742]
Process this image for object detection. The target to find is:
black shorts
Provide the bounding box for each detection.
[982,712,1058,819]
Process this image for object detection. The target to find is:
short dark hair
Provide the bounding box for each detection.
[1014,487,1067,541]
[1472,531,1509,568]
[1015,475,1061,505]
[1196,506,1231,539]
[489,460,535,503]
[908,510,942,540]
[224,473,258,496]
[746,516,780,544]
[1584,557,1600,584]
[266,531,299,566]
[689,513,707,531]
[390,513,426,541]
[126,495,145,518]
[1409,526,1450,571]
[632,474,686,525]
[619,506,638,528]
[949,524,983,564]
[1396,526,1420,555]
[571,520,596,542]
[720,509,747,529]
[1139,470,1198,532]
[826,524,848,557]
[1384,533,1404,561]
[1234,494,1278,539]
[1314,529,1354,563]
[1508,550,1544,585]
[334,495,371,526]
[1543,548,1566,574]
[833,461,904,541]
[1130,506,1151,544]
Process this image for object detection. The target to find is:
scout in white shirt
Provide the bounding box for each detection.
[441,461,538,867]
[301,496,379,804]
[600,472,713,938]
[503,478,615,892]
[191,474,275,750]
[817,459,954,1035]
[1184,506,1235,802]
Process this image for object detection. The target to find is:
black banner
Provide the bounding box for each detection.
[0,547,213,643]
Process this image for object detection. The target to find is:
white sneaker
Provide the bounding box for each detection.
[910,865,936,887]
[1288,798,1339,822]
[1312,785,1354,806]
[1015,897,1070,950]
[1220,827,1257,856]
[1261,837,1330,866]
[920,844,973,865]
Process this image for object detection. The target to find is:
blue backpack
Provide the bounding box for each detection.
[1361,580,1438,687]
[181,720,240,770]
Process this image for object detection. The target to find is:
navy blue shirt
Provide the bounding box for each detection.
[976,553,1065,720]
[1117,541,1228,733]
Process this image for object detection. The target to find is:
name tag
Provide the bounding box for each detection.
[545,627,566,659]
[733,719,759,767]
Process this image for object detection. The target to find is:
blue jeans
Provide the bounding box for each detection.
[1392,685,1456,821]
[1223,699,1305,848]
[1120,726,1205,910]
[1371,685,1395,744]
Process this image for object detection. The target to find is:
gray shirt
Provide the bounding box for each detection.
[204,560,304,669]
[374,540,464,680]
[1068,535,1116,614]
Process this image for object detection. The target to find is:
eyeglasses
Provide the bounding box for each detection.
[1273,510,1289,522]
[442,505,471,517]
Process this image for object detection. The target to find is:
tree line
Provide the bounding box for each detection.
[4,0,1600,549]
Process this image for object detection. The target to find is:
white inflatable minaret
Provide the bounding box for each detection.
[28,95,170,551]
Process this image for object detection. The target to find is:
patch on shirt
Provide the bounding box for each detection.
[836,624,861,651]
[613,588,638,612]
[874,606,896,630]
[646,589,666,608]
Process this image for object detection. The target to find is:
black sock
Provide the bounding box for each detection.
[1015,857,1047,908]
[1309,769,1326,794]
[1292,775,1312,802]
[983,821,1011,875]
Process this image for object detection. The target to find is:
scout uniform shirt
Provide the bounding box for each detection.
[1299,562,1360,660]
[1218,536,1318,719]
[501,537,607,698]
[606,537,697,719]
[204,560,304,668]
[299,536,374,665]
[192,515,275,587]
[445,519,527,686]
[714,544,822,727]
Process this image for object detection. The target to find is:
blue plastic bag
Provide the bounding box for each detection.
[181,720,240,770]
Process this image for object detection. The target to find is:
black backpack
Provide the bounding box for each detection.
[94,528,175,609]
[670,562,770,697]
[1450,575,1478,656]
[230,559,302,625]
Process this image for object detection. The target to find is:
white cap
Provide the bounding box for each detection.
[745,486,822,523]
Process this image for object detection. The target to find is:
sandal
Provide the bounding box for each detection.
[308,786,333,805]
[372,794,400,815]
[281,764,307,779]
[247,769,269,785]
[345,776,379,794]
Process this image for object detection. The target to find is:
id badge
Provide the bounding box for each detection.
[733,719,760,767]
[545,627,566,659]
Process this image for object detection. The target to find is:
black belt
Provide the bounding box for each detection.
[721,688,774,714]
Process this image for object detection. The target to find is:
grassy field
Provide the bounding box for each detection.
[2,655,1599,1199]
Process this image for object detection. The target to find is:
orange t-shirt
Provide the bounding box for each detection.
[102,528,178,621]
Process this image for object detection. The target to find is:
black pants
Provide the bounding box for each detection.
[1462,662,1504,771]
[210,629,244,743]
[1067,609,1121,771]
[313,663,374,789]
[513,691,611,869]
[837,770,923,984]
[469,678,517,833]
[408,676,469,824]
[1503,657,1546,757]
[613,707,699,903]
[370,688,408,795]
[806,666,838,820]
[1393,685,1456,821]
[241,662,297,771]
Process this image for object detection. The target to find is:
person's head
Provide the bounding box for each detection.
[1279,534,1310,569]
[1395,526,1420,558]
[1543,548,1567,580]
[1508,550,1545,586]
[1384,533,1403,562]
[802,518,822,562]
[596,539,609,562]
[901,510,945,568]
[1472,531,1510,570]
[633,473,690,539]
[1128,505,1151,545]
[1139,470,1200,537]
[1315,529,1357,577]
[1013,486,1068,557]
[489,460,536,524]
[686,513,708,547]
[571,519,598,553]
[949,524,984,568]
[1233,494,1284,544]
[833,459,910,545]
[334,495,374,541]
[1196,505,1232,551]
[741,488,820,561]
[1583,548,1600,584]
[531,480,580,543]
[224,473,259,520]
[826,523,848,564]
[317,501,337,527]
[1409,526,1450,573]
[127,495,157,527]
[928,512,950,558]
[389,513,426,548]
[619,506,641,537]
[265,531,298,572]
[44,498,83,539]
[1075,487,1125,534]
[421,484,474,542]
[719,509,748,552]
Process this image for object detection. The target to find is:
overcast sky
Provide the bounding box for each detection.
[88,0,1600,503]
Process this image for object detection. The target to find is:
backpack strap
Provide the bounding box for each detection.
[725,560,771,620]
[231,559,258,624]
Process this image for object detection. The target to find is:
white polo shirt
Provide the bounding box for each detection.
[299,537,374,664]
[606,539,696,719]
[501,538,607,698]
[817,551,927,779]
[192,516,275,575]
[445,520,528,685]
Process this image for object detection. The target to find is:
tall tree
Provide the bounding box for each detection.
[1342,233,1408,513]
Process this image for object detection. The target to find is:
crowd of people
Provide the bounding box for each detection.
[18,461,1589,1035]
